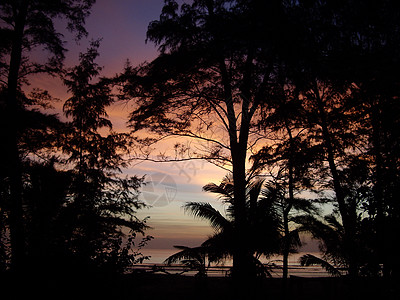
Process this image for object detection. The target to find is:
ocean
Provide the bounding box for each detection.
[135,248,331,277]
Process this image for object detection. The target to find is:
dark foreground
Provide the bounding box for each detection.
[1,272,398,299]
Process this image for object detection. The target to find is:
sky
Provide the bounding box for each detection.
[80,0,228,255]
[27,0,319,263]
[27,0,228,260]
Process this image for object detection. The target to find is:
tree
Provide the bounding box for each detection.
[120,0,292,280]
[340,0,400,278]
[260,179,322,281]
[59,41,151,273]
[0,0,95,272]
[166,175,281,278]
[271,0,374,278]
[251,78,324,280]
[282,0,400,278]
[164,245,209,277]
[296,210,377,278]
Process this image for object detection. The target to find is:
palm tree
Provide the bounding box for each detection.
[293,210,379,278]
[260,178,322,280]
[164,245,208,277]
[294,214,346,277]
[294,176,378,278]
[165,175,281,278]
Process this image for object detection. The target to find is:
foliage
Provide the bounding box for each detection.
[294,208,380,277]
[0,0,96,272]
[0,36,152,273]
[166,175,282,278]
[164,245,208,277]
[94,233,153,274]
[55,42,151,272]
[127,1,400,280]
[1,0,399,282]
[0,0,95,82]
[300,254,342,277]
[119,0,294,279]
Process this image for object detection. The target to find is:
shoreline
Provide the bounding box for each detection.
[128,262,331,278]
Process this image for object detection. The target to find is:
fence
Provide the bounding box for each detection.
[128,263,332,278]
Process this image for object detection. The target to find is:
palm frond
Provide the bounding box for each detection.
[164,245,206,265]
[183,202,230,230]
[260,182,285,207]
[202,183,234,203]
[97,215,149,234]
[300,254,342,277]
[287,229,302,251]
[324,214,344,232]
[293,215,337,241]
[203,174,234,200]
[251,255,273,278]
[201,231,232,263]
[291,197,321,215]
[247,178,265,203]
[247,178,265,217]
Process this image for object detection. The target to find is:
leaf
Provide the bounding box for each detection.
[164,245,206,266]
[183,202,230,231]
[300,254,341,277]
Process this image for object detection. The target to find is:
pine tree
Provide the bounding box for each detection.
[0,0,95,272]
[61,41,150,273]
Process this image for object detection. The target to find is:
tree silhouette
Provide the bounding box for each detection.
[164,245,208,277]
[0,0,95,272]
[166,175,281,278]
[260,179,321,281]
[295,210,377,278]
[120,0,294,281]
[272,0,398,278]
[340,0,400,278]
[58,41,151,273]
[290,0,400,279]
[117,0,400,283]
[251,77,324,280]
[0,35,153,275]
[292,149,381,278]
[22,160,73,272]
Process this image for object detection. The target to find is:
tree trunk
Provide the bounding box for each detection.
[219,56,249,280]
[370,103,388,277]
[282,120,295,281]
[314,85,358,278]
[6,1,29,272]
[282,213,290,280]
[219,42,255,286]
[231,142,249,279]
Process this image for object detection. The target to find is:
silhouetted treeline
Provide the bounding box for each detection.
[1,1,399,293]
[0,1,151,276]
[120,0,400,285]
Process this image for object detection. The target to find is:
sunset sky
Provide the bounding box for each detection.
[27,0,229,261]
[3,0,394,287]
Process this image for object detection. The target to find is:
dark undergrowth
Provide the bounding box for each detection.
[1,272,398,300]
